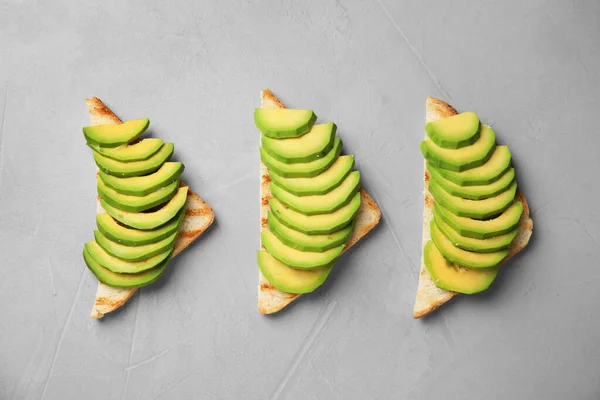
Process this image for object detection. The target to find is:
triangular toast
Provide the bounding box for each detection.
[258,90,381,314]
[413,97,533,318]
[86,97,215,319]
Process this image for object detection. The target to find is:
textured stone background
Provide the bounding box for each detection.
[1,1,599,399]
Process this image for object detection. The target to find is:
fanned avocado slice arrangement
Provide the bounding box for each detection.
[256,108,361,294]
[420,112,524,294]
[82,119,187,288]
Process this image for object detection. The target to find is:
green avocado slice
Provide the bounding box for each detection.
[262,122,336,163]
[270,171,360,215]
[262,230,344,269]
[99,162,184,196]
[421,125,496,172]
[423,241,498,294]
[94,230,177,261]
[255,108,317,139]
[101,186,188,230]
[430,167,515,200]
[430,219,509,268]
[98,178,179,213]
[435,201,523,239]
[89,138,164,162]
[96,211,184,246]
[261,138,342,178]
[433,209,519,253]
[270,192,361,235]
[268,212,353,252]
[425,112,481,149]
[83,118,149,148]
[85,241,172,273]
[94,143,174,178]
[269,155,354,196]
[257,251,333,294]
[83,247,169,288]
[429,180,517,219]
[427,146,512,186]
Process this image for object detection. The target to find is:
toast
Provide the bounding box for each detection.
[413,97,533,318]
[258,90,381,314]
[86,97,215,319]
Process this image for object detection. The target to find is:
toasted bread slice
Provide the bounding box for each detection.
[86,97,215,319]
[258,90,381,314]
[413,97,533,318]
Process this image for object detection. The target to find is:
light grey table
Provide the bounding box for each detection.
[1,1,599,399]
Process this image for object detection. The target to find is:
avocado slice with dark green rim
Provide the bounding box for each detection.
[430,167,515,200]
[85,241,172,273]
[261,138,342,178]
[255,108,317,139]
[434,201,523,239]
[94,230,177,261]
[430,219,509,268]
[262,230,344,269]
[83,247,169,288]
[94,143,174,177]
[433,210,518,253]
[96,211,184,246]
[257,250,333,294]
[269,155,354,196]
[421,125,496,172]
[423,241,498,294]
[268,211,353,252]
[425,112,481,149]
[429,180,517,219]
[262,122,336,163]
[101,186,188,230]
[270,171,360,216]
[89,138,164,162]
[83,118,149,148]
[98,178,179,213]
[99,162,184,196]
[270,192,361,235]
[427,146,512,186]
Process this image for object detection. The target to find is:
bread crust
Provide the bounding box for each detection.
[413,97,533,318]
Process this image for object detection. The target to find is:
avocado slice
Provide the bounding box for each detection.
[101,186,188,230]
[94,143,174,178]
[269,155,354,196]
[255,108,317,139]
[90,138,164,162]
[427,146,512,186]
[85,241,172,273]
[429,180,517,219]
[270,171,360,216]
[94,230,177,261]
[435,201,523,239]
[257,251,333,294]
[99,162,184,196]
[430,167,515,200]
[421,125,496,172]
[98,178,179,213]
[425,112,481,149]
[433,209,518,253]
[96,211,184,246]
[262,122,336,163]
[262,230,344,269]
[430,219,509,268]
[268,212,353,252]
[270,192,361,235]
[83,247,169,288]
[261,138,342,178]
[423,241,498,294]
[83,118,150,148]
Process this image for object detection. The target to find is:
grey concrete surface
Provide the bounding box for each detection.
[0,0,599,399]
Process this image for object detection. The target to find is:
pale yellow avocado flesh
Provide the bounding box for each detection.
[84,240,172,274]
[262,122,336,163]
[425,112,480,149]
[261,230,344,269]
[255,108,317,138]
